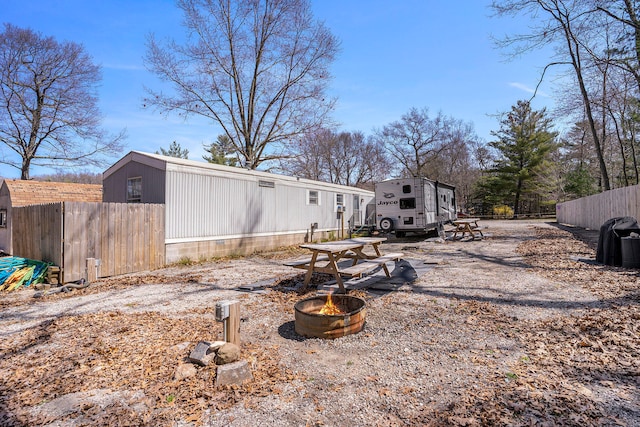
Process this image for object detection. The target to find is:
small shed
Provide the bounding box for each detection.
[103,151,374,262]
[0,179,103,254]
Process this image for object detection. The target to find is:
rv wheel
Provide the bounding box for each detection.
[379,217,394,233]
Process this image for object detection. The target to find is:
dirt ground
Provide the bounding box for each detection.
[0,219,638,426]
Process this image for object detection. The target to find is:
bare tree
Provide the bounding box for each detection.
[374,107,477,180]
[326,131,391,188]
[560,120,601,192]
[439,122,483,210]
[374,107,480,210]
[0,24,124,180]
[355,135,395,190]
[281,128,328,181]
[144,0,339,170]
[596,0,640,91]
[491,0,612,190]
[280,128,391,189]
[538,1,640,189]
[31,171,102,184]
[375,107,446,177]
[600,64,640,186]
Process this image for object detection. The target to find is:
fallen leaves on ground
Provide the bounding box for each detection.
[0,309,297,426]
[2,225,639,426]
[427,226,639,426]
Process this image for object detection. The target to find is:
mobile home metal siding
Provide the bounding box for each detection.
[164,167,370,241]
[103,152,373,261]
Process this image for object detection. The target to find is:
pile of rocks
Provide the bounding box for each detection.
[175,340,253,386]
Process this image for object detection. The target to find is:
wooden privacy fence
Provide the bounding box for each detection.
[12,202,165,282]
[556,184,640,230]
[11,203,63,267]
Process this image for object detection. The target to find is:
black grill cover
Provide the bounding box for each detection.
[596,216,640,266]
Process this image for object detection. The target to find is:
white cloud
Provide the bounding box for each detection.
[509,82,550,98]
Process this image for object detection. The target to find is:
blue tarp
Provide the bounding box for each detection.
[0,256,50,291]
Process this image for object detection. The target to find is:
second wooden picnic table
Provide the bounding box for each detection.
[291,237,403,292]
[451,218,483,240]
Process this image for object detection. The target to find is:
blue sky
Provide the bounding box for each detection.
[2,0,557,178]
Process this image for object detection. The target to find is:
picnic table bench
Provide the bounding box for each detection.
[284,237,403,292]
[451,218,483,240]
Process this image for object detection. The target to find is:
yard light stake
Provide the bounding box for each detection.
[215,300,240,346]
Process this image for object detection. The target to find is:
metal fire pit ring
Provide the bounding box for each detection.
[294,294,366,339]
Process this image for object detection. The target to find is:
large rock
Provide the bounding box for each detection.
[215,360,253,386]
[188,341,214,366]
[29,389,150,420]
[174,363,197,380]
[215,343,241,365]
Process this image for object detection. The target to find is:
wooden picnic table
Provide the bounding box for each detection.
[451,218,483,240]
[287,237,403,292]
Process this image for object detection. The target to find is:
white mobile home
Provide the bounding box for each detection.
[373,177,456,237]
[103,151,374,262]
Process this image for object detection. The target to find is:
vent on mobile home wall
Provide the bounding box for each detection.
[259,180,275,188]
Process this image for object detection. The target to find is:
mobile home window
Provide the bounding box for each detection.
[336,193,344,211]
[308,190,319,205]
[127,177,142,203]
[0,209,6,228]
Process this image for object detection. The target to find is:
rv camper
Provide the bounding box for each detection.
[372,177,456,237]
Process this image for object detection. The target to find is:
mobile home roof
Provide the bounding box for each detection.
[104,151,373,195]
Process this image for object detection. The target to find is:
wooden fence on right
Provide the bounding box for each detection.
[556,184,640,230]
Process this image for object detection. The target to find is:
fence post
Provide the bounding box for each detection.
[86,258,99,283]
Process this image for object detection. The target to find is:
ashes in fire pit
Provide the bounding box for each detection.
[294,294,366,339]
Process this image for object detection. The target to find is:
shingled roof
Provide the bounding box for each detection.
[2,179,103,207]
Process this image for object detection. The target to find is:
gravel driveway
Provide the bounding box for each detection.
[1,219,637,426]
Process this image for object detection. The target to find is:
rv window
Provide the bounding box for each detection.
[442,194,447,203]
[402,185,411,194]
[127,177,142,203]
[0,209,6,228]
[400,198,416,209]
[308,190,319,205]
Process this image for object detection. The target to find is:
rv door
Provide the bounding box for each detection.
[397,180,422,230]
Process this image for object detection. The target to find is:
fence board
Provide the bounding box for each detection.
[12,203,63,266]
[103,203,113,277]
[93,202,165,279]
[557,185,640,230]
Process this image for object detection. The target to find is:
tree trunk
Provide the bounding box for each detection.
[21,158,31,180]
[630,123,639,184]
[553,3,611,190]
[514,178,522,216]
[609,109,629,186]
